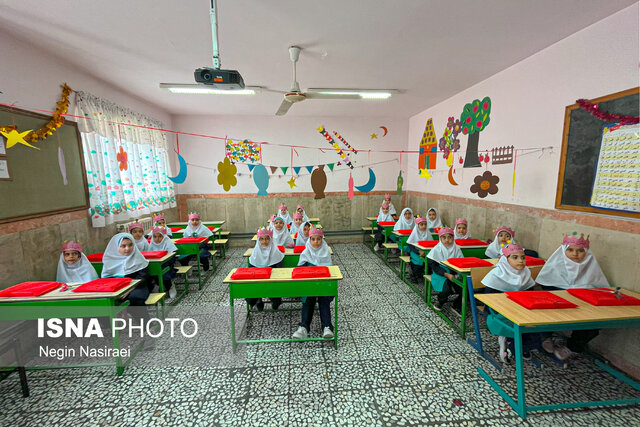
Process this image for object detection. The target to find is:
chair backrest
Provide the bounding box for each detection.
[470,266,495,289]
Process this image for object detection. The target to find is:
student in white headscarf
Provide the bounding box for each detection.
[406,217,433,283]
[101,232,151,309]
[277,204,293,226]
[427,227,464,312]
[453,219,471,240]
[129,222,150,252]
[426,208,444,230]
[485,227,516,259]
[289,213,305,237]
[383,194,397,216]
[393,208,415,232]
[149,226,178,298]
[271,216,295,248]
[374,203,394,251]
[295,205,310,223]
[180,213,213,271]
[292,227,335,340]
[56,241,98,283]
[246,228,285,311]
[296,222,312,246]
[537,234,609,360]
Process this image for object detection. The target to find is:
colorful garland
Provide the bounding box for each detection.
[333,131,358,154]
[576,99,639,125]
[0,83,72,142]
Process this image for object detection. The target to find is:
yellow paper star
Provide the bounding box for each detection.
[1,128,39,150]
[370,133,378,139]
[287,176,297,189]
[419,168,432,181]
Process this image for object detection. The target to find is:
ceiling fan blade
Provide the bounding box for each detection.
[275,99,294,116]
[262,88,289,94]
[305,92,361,100]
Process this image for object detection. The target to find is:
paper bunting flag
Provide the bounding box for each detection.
[327,163,335,171]
[247,164,256,172]
[305,165,314,174]
[333,131,358,154]
[293,166,301,175]
[270,166,278,174]
[317,126,355,169]
[225,139,261,164]
[280,166,288,174]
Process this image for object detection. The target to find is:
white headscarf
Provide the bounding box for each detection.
[298,238,332,266]
[249,236,285,267]
[101,233,149,278]
[454,223,471,240]
[426,208,443,229]
[277,208,293,225]
[377,209,393,222]
[296,224,311,245]
[133,236,151,252]
[485,234,516,258]
[536,245,609,289]
[56,253,98,283]
[184,221,213,238]
[382,198,397,216]
[149,234,178,252]
[394,208,415,231]
[481,256,534,292]
[290,221,304,237]
[296,209,310,223]
[427,240,463,263]
[271,216,294,246]
[407,223,433,245]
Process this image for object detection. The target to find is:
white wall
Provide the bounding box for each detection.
[0,29,172,136]
[171,115,409,195]
[406,4,639,211]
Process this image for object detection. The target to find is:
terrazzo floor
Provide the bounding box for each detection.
[1,243,639,426]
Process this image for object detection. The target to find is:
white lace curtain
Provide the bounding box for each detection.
[75,91,176,227]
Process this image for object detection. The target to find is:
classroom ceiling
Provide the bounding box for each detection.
[0,0,635,118]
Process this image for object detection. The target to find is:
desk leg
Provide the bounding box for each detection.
[196,256,203,290]
[334,294,338,349]
[460,279,468,339]
[110,303,124,376]
[230,297,237,353]
[466,277,501,371]
[513,324,527,418]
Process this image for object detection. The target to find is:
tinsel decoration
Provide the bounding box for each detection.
[576,99,639,124]
[333,131,358,154]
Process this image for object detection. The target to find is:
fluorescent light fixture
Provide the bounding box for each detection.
[159,83,257,95]
[308,88,397,99]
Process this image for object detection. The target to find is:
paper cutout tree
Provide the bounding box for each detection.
[418,118,437,170]
[459,97,491,168]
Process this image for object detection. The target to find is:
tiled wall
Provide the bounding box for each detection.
[0,208,179,287]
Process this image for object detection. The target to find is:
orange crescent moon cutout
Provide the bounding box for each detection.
[448,166,458,186]
[379,126,388,136]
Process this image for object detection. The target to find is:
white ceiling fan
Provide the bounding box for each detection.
[266,46,399,116]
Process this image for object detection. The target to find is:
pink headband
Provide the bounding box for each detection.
[455,219,468,226]
[415,217,426,224]
[151,226,167,235]
[384,194,391,199]
[269,215,276,222]
[502,243,524,257]
[309,227,324,237]
[61,241,82,253]
[128,222,143,232]
[153,214,165,222]
[563,233,590,249]
[494,227,515,237]
[296,205,304,211]
[438,227,455,237]
[279,204,287,211]
[257,228,273,238]
[188,213,200,221]
[293,213,303,220]
[381,203,390,209]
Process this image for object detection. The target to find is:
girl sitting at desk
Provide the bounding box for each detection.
[277,204,293,226]
[129,222,150,252]
[296,222,312,246]
[485,227,516,258]
[246,228,284,312]
[152,213,172,237]
[453,219,471,240]
[289,213,305,237]
[296,204,310,222]
[292,227,334,340]
[149,226,178,299]
[180,212,213,272]
[427,227,464,312]
[536,233,609,361]
[373,202,394,252]
[271,216,295,248]
[56,240,98,283]
[406,217,433,284]
[426,208,443,231]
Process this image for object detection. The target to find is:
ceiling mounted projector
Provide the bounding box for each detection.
[194,67,245,89]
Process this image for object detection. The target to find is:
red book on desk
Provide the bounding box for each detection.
[0,281,63,297]
[293,245,305,254]
[377,221,396,227]
[230,267,272,280]
[86,252,104,262]
[396,229,412,235]
[417,240,438,248]
[72,278,132,293]
[170,227,182,232]
[140,251,169,259]
[175,237,208,244]
[506,291,578,309]
[292,266,331,279]
[455,238,488,246]
[525,256,546,266]
[567,288,640,306]
[446,257,493,268]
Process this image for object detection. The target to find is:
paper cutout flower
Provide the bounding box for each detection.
[470,171,499,198]
[452,119,462,136]
[217,157,237,191]
[117,146,128,171]
[451,139,461,151]
[446,117,455,129]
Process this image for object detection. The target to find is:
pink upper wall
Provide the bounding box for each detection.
[405,4,639,214]
[170,115,409,195]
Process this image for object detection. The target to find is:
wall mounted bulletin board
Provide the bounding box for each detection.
[555,87,639,219]
[0,105,89,223]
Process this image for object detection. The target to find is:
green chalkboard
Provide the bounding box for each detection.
[0,105,89,223]
[555,87,639,219]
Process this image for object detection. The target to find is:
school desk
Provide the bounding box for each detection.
[171,238,214,290]
[251,233,297,242]
[90,252,175,294]
[474,290,640,419]
[222,266,342,352]
[169,221,225,239]
[0,280,140,376]
[242,247,334,268]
